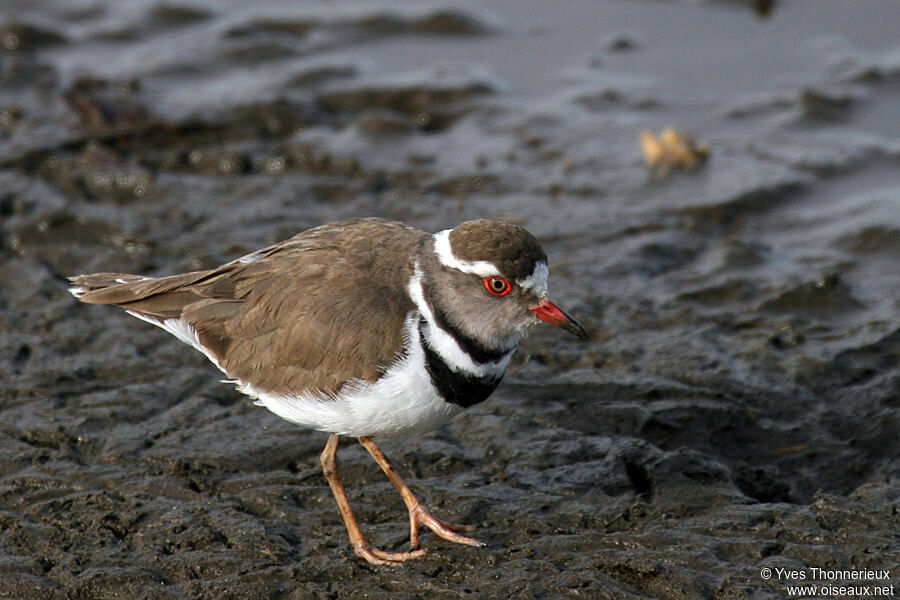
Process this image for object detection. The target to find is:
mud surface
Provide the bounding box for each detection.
[1,1,899,598]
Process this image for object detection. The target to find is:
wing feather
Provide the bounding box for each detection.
[69,219,424,396]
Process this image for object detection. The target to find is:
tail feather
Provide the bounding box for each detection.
[68,270,214,315]
[68,273,155,302]
[68,269,233,372]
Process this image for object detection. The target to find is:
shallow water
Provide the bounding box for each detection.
[1,0,898,598]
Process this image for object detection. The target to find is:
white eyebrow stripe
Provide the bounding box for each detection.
[432,229,500,277]
[517,261,549,296]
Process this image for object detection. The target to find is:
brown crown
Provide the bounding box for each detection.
[448,220,547,280]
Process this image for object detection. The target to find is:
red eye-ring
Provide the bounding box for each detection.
[483,276,512,297]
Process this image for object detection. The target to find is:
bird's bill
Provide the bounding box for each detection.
[530,299,588,339]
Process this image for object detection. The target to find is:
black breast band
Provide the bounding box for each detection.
[419,320,504,408]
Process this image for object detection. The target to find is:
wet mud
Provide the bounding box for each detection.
[1,0,898,598]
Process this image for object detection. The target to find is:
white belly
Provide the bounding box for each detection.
[243,313,462,438]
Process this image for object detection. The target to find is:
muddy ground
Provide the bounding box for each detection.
[1,0,898,598]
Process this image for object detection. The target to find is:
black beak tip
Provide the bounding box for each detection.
[566,320,589,339]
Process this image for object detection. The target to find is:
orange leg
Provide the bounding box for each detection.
[358,436,483,551]
[319,434,425,565]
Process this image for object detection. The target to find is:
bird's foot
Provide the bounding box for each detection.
[352,542,427,566]
[408,502,483,549]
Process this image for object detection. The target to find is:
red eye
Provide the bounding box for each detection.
[483,276,512,297]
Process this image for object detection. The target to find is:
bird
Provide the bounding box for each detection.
[68,217,588,565]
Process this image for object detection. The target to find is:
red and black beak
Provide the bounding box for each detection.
[530,299,588,339]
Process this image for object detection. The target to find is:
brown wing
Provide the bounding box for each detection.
[70,219,425,396]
